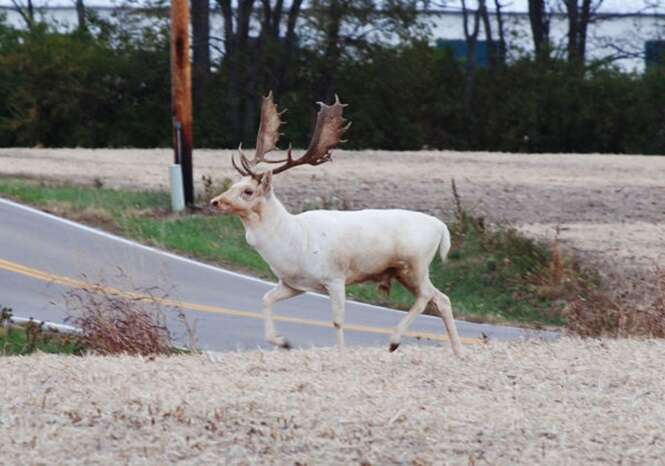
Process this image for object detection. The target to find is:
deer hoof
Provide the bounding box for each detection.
[279,339,292,350]
[269,335,291,350]
[389,342,400,353]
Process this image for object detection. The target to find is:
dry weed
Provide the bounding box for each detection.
[525,227,588,302]
[564,268,665,338]
[63,272,197,355]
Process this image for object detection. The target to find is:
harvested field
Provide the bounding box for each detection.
[1,148,663,299]
[2,339,664,465]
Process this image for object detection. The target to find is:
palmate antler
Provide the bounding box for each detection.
[232,92,351,180]
[231,91,286,180]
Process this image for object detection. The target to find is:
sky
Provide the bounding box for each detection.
[0,0,662,13]
[447,0,663,14]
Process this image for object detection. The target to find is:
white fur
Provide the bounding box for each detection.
[211,174,462,355]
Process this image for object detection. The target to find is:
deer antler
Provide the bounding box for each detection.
[272,95,351,175]
[232,91,286,180]
[255,91,285,163]
[231,92,350,179]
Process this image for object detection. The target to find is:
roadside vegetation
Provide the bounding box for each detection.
[2,10,665,155]
[1,278,196,356]
[1,307,84,355]
[0,325,84,355]
[63,278,197,355]
[566,268,665,338]
[0,176,600,328]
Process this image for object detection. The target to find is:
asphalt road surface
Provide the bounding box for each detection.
[0,198,558,351]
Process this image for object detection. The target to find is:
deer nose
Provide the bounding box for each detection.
[211,199,219,207]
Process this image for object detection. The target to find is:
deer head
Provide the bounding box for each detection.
[210,91,350,216]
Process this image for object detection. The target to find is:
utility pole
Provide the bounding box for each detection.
[170,0,194,206]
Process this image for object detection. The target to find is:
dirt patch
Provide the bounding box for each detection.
[1,339,664,465]
[1,148,663,297]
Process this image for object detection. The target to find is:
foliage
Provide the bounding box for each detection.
[64,281,178,356]
[0,12,664,153]
[0,325,85,355]
[0,307,85,355]
[0,20,170,147]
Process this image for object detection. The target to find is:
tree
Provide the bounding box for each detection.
[215,0,423,143]
[10,0,35,29]
[191,0,210,113]
[308,0,424,102]
[492,0,507,65]
[461,0,482,131]
[216,0,305,141]
[74,0,86,32]
[528,0,551,62]
[562,0,603,66]
[479,0,507,68]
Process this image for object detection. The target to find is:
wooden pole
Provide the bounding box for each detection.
[170,0,194,206]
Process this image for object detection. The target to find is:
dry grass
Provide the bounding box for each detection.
[63,276,194,355]
[1,339,664,465]
[521,229,665,337]
[565,268,665,338]
[522,228,593,316]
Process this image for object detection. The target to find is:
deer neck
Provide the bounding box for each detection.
[240,193,298,250]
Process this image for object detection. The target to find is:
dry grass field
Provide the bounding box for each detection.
[2,339,665,465]
[2,149,664,464]
[1,148,663,300]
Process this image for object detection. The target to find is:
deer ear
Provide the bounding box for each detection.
[260,170,273,193]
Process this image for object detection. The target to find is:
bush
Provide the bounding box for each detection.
[0,22,170,147]
[565,269,665,337]
[63,275,196,355]
[0,16,664,154]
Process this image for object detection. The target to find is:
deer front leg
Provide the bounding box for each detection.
[325,280,346,350]
[262,281,303,349]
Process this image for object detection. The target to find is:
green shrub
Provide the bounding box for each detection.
[0,15,663,154]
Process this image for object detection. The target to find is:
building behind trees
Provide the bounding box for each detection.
[0,0,664,153]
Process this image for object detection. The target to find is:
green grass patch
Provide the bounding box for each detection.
[0,177,590,326]
[0,325,84,356]
[122,215,273,277]
[0,177,168,213]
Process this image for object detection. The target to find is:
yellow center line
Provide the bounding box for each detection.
[0,257,482,345]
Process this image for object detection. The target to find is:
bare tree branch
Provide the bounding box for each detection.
[10,0,35,29]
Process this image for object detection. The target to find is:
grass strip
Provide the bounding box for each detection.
[0,177,591,326]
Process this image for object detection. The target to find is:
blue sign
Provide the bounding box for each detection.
[645,41,665,69]
[436,39,490,67]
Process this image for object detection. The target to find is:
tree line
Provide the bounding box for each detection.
[1,0,664,154]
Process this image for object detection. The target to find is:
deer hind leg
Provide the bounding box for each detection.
[431,289,463,357]
[389,294,431,352]
[262,281,303,349]
[389,267,433,352]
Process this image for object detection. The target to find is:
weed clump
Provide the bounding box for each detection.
[565,268,665,338]
[64,278,182,356]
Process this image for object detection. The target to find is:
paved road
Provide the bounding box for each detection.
[0,198,558,351]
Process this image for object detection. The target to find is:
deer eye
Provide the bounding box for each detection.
[243,189,254,196]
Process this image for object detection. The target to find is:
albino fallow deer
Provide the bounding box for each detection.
[210,92,462,356]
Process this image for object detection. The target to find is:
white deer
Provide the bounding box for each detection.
[210,92,462,356]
